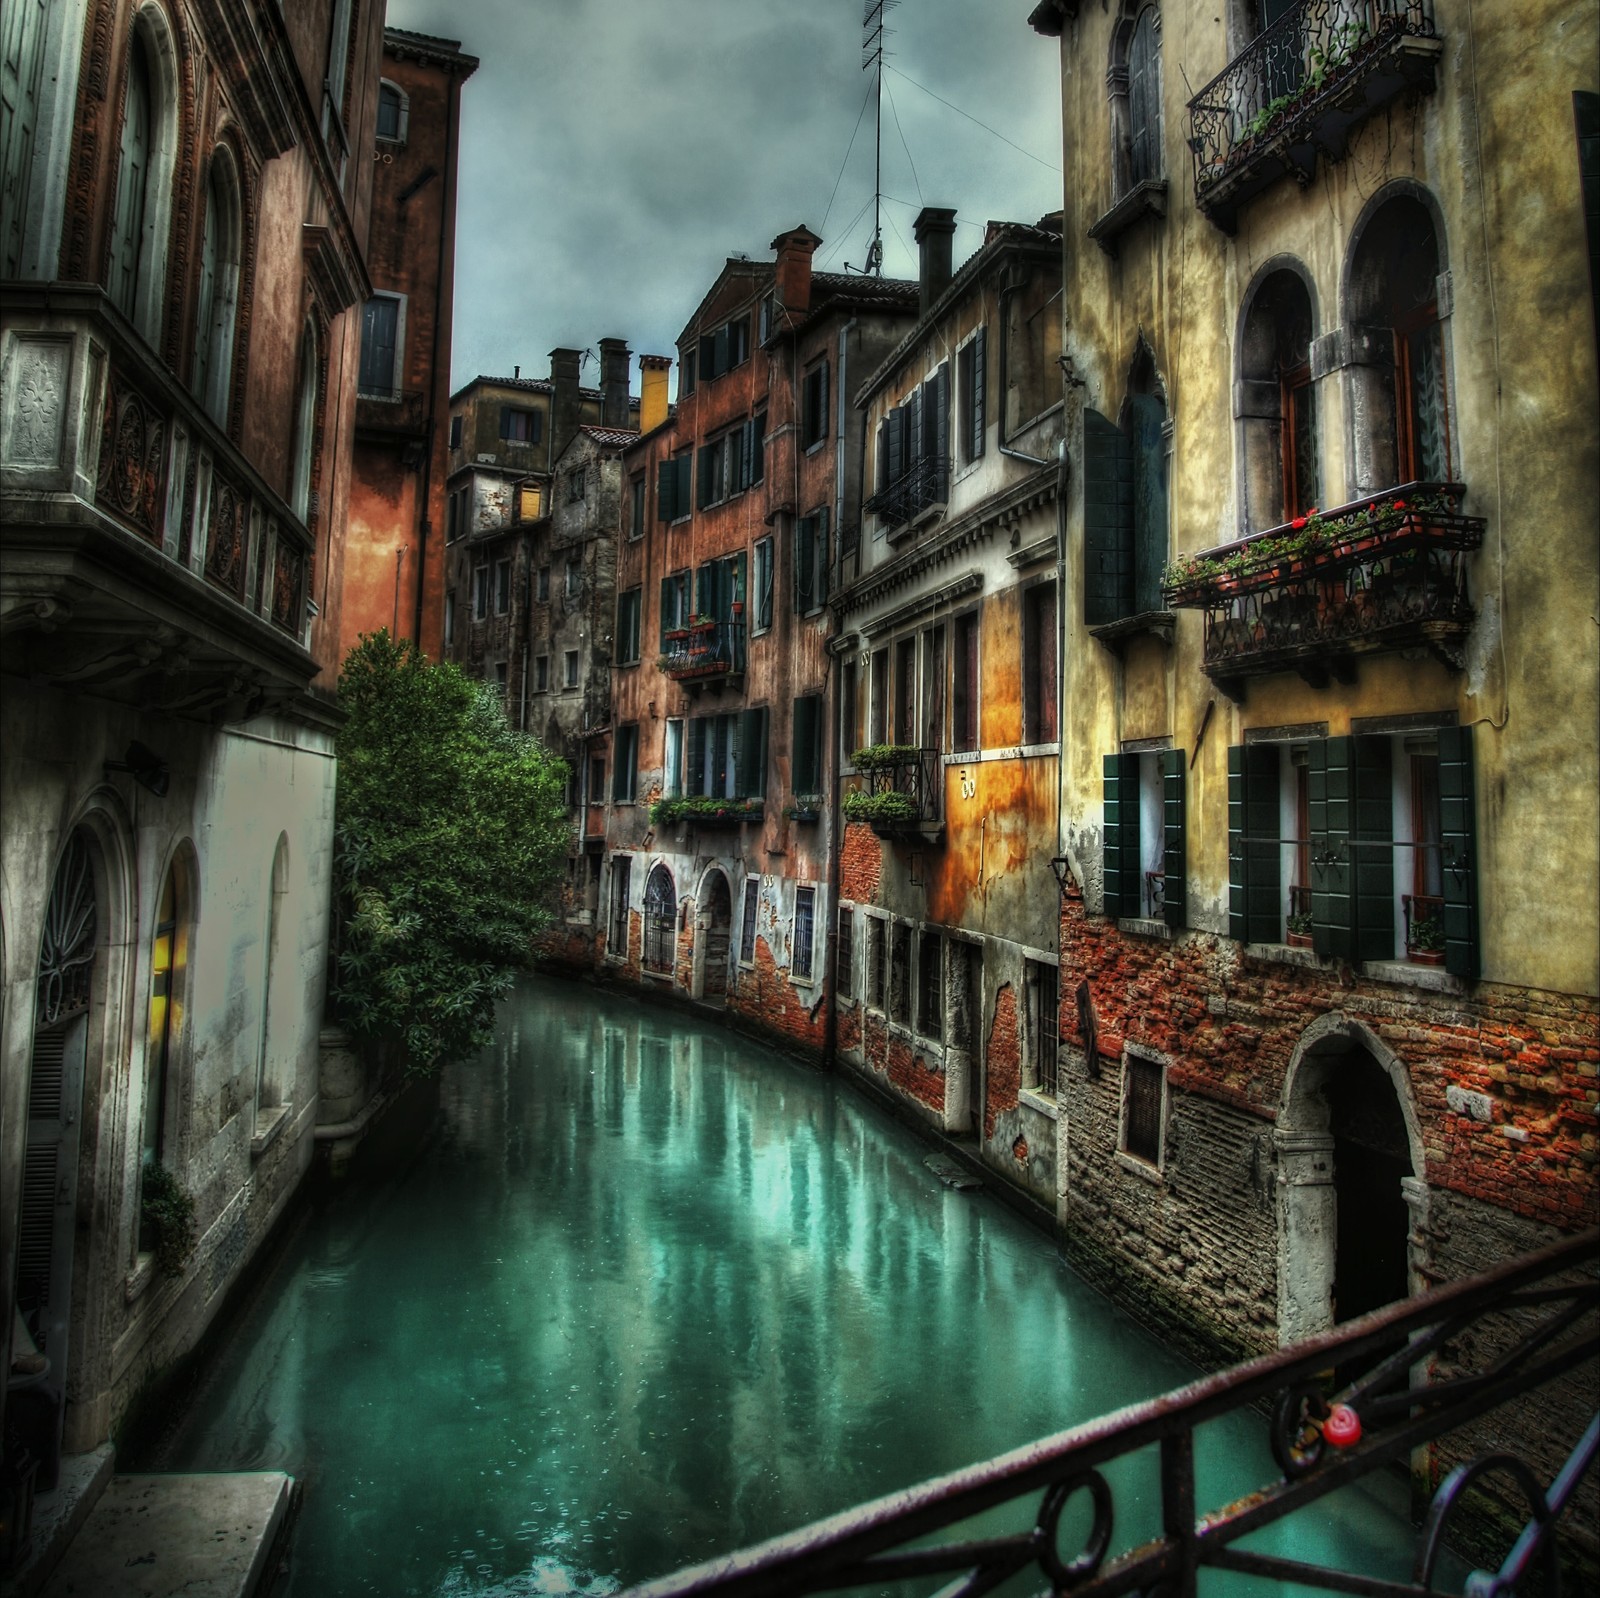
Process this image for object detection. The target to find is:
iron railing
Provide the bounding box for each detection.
[864,455,950,531]
[622,1229,1598,1597]
[847,747,944,829]
[1186,1,1437,220]
[661,619,747,682]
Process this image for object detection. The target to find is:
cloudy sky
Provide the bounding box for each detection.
[384,0,1064,395]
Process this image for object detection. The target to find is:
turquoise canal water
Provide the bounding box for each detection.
[147,976,1448,1596]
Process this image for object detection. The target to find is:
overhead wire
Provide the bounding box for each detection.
[819,78,876,239]
[884,63,1061,174]
[883,75,923,205]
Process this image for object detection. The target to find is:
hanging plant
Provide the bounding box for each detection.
[140,1161,196,1278]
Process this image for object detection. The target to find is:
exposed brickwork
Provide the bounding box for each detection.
[984,982,1020,1140]
[839,823,883,906]
[886,1033,945,1112]
[729,936,826,1057]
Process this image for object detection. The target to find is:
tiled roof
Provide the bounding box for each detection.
[450,374,643,407]
[809,271,920,311]
[579,425,639,448]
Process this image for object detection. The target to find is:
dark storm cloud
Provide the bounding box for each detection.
[385,0,1062,390]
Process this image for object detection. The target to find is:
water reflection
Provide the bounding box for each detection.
[150,976,1434,1595]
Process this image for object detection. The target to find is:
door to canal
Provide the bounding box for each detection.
[141,975,1445,1596]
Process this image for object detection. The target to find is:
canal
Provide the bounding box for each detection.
[139,976,1442,1595]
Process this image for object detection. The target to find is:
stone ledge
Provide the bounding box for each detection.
[249,1102,292,1159]
[1018,1087,1059,1122]
[1114,1149,1165,1187]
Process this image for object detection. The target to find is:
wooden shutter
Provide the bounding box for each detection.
[1129,392,1168,615]
[886,406,906,487]
[1162,747,1186,931]
[1,0,50,276]
[698,443,715,509]
[714,324,730,378]
[752,412,766,483]
[1229,743,1280,945]
[738,708,768,798]
[792,695,820,793]
[970,328,987,459]
[657,459,676,522]
[688,718,708,794]
[816,361,829,442]
[659,577,673,645]
[1351,735,1395,963]
[795,517,815,614]
[928,362,950,465]
[907,386,924,465]
[1308,738,1353,959]
[695,561,715,618]
[1083,409,1133,625]
[1437,724,1480,980]
[699,332,717,381]
[1102,752,1141,919]
[676,454,693,518]
[110,38,152,320]
[362,299,397,394]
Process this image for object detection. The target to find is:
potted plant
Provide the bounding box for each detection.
[785,793,823,822]
[1286,910,1314,949]
[1408,913,1447,965]
[842,788,919,826]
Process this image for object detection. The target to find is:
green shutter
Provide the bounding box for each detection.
[688,718,707,795]
[818,360,829,441]
[737,708,767,798]
[795,517,815,614]
[1083,410,1133,625]
[971,329,986,459]
[1229,743,1281,945]
[1129,392,1168,616]
[696,561,715,618]
[1437,725,1480,980]
[659,577,672,645]
[1352,735,1395,963]
[793,696,820,794]
[887,406,905,487]
[1162,747,1186,931]
[1103,752,1140,919]
[1309,738,1354,960]
[656,459,675,522]
[816,508,830,605]
[698,443,714,508]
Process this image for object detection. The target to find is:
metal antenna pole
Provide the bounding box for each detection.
[862,0,898,276]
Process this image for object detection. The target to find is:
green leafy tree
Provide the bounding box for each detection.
[333,632,569,1071]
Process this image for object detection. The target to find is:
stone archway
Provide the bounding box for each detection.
[693,870,733,1004]
[1275,1014,1427,1345]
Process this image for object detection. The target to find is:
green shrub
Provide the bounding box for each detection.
[140,1162,196,1278]
[842,789,919,824]
[649,795,763,825]
[850,743,922,771]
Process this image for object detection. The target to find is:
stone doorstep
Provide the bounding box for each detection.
[33,1471,294,1598]
[3,1446,115,1598]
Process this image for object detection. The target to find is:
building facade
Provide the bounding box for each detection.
[1030,0,1598,1539]
[343,26,477,665]
[1,0,381,1516]
[594,229,918,1051]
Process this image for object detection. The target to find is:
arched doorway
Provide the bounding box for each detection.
[643,865,675,976]
[1275,1016,1424,1344]
[698,871,733,1003]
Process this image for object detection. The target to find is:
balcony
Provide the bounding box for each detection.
[1186,0,1441,232]
[659,618,746,686]
[355,385,426,440]
[843,745,943,837]
[1162,483,1483,691]
[2,286,319,715]
[648,796,764,828]
[862,454,948,537]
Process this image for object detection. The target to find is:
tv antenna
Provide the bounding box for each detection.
[862,0,899,276]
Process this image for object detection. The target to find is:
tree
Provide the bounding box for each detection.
[333,631,568,1070]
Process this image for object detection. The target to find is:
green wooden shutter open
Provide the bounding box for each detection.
[1162,747,1186,931]
[1309,738,1353,960]
[887,406,905,487]
[816,508,830,605]
[657,459,675,523]
[971,328,986,459]
[659,577,672,645]
[795,517,815,614]
[1437,725,1480,980]
[738,708,768,798]
[1229,743,1280,945]
[689,719,707,795]
[1083,410,1133,625]
[1103,752,1140,919]
[698,444,714,508]
[1352,735,1395,963]
[793,696,820,794]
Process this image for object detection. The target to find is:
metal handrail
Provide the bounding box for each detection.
[863,454,949,528]
[622,1228,1599,1597]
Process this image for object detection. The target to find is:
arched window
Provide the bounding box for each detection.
[1238,267,1318,528]
[1347,194,1452,494]
[643,865,676,974]
[193,147,241,426]
[288,320,319,521]
[2,0,50,275]
[109,30,152,321]
[376,79,409,144]
[1125,7,1162,189]
[109,10,175,344]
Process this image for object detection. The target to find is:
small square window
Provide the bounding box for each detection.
[564,650,579,688]
[535,655,549,692]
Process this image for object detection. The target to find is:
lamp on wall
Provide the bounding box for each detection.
[104,740,170,797]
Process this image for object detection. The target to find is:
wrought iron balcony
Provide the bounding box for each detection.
[863,454,949,534]
[659,618,746,684]
[1162,483,1484,688]
[621,1227,1598,1597]
[1186,0,1441,231]
[2,285,319,714]
[354,385,426,438]
[844,745,943,835]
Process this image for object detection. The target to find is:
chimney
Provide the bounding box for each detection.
[638,354,672,435]
[770,224,821,319]
[913,206,957,318]
[599,337,630,429]
[549,347,581,457]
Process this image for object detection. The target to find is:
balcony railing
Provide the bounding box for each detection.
[863,454,949,533]
[660,618,746,683]
[621,1227,1599,1597]
[844,746,943,833]
[1186,0,1440,230]
[1162,483,1484,684]
[355,385,426,436]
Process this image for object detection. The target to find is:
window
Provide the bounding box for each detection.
[958,328,987,464]
[447,485,468,541]
[793,887,817,981]
[836,905,855,999]
[449,415,463,449]
[643,865,675,973]
[288,320,319,521]
[142,859,186,1189]
[740,879,759,966]
[563,649,579,687]
[682,350,696,394]
[589,754,605,797]
[1024,958,1059,1098]
[536,565,550,602]
[921,626,946,754]
[697,415,765,508]
[193,148,241,425]
[794,508,829,615]
[888,922,911,1025]
[872,365,950,526]
[567,467,586,502]
[359,294,402,396]
[840,658,859,762]
[952,611,979,751]
[869,647,889,744]
[110,21,173,342]
[2,0,51,277]
[664,719,684,797]
[613,725,638,802]
[659,570,691,643]
[534,655,549,691]
[1115,7,1163,195]
[866,916,886,1009]
[1238,268,1318,528]
[517,483,542,522]
[758,293,775,344]
[1022,583,1058,745]
[501,406,542,444]
[1082,365,1168,624]
[1104,747,1186,927]
[376,79,408,143]
[791,693,823,796]
[494,558,512,615]
[471,565,489,621]
[894,637,917,745]
[609,856,632,955]
[1120,1050,1165,1166]
[802,360,829,448]
[494,661,508,696]
[698,313,751,383]
[917,929,942,1040]
[565,559,580,599]
[752,537,774,634]
[616,586,642,665]
[444,591,455,645]
[686,709,767,798]
[657,449,693,522]
[630,474,645,538]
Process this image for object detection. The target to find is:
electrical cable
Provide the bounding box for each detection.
[884,63,1061,174]
[820,79,875,239]
[883,75,923,205]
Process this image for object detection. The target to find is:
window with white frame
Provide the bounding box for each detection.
[376,78,409,143]
[193,146,242,425]
[359,293,404,397]
[793,887,816,981]
[739,878,759,967]
[752,536,774,634]
[1024,958,1059,1098]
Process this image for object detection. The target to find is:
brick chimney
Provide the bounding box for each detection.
[770,224,821,319]
[638,354,672,435]
[913,206,957,318]
[599,337,630,429]
[549,347,582,457]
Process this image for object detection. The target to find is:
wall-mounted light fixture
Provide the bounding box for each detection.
[104,740,170,798]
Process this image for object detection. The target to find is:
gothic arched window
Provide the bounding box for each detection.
[643,866,676,975]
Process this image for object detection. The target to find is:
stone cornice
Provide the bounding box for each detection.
[191,0,297,160]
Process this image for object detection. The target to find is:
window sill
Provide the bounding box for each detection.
[1115,1149,1165,1185]
[1362,960,1466,995]
[250,1102,292,1159]
[1087,178,1168,258]
[1244,942,1324,970]
[1118,917,1171,942]
[123,1252,157,1305]
[1018,1087,1059,1121]
[1088,610,1175,653]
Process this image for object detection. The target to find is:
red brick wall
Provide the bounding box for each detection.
[729,937,826,1055]
[984,982,1021,1140]
[840,823,882,906]
[887,1034,945,1112]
